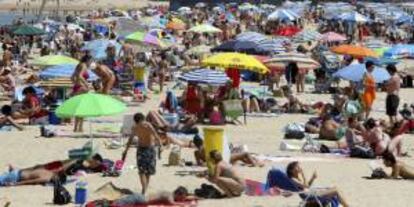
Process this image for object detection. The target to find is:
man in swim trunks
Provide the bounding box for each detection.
[122,113,162,194]
[385,64,400,125]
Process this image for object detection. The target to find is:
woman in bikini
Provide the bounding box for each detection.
[206,150,245,197]
[71,55,91,132]
[93,62,116,94]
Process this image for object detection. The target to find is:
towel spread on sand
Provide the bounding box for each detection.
[245,179,280,196]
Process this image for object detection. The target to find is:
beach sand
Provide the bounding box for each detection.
[0,85,413,207]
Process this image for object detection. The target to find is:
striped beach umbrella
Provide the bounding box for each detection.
[179,68,230,85]
[320,32,347,43]
[267,9,299,21]
[292,30,322,43]
[264,52,320,69]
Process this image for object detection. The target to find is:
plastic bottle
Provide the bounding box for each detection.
[74,180,88,206]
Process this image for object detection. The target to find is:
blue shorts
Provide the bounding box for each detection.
[0,170,21,186]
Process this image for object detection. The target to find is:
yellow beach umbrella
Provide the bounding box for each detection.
[202,52,269,74]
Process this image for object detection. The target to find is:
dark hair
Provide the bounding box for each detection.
[173,186,189,198]
[1,105,12,116]
[133,113,146,123]
[92,153,103,163]
[80,54,92,63]
[386,64,397,75]
[382,151,397,165]
[193,134,203,149]
[365,61,374,69]
[209,150,222,162]
[286,161,299,178]
[364,118,377,130]
[22,86,36,95]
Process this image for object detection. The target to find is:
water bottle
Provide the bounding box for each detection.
[74,181,88,206]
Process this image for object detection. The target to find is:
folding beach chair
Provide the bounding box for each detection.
[265,169,339,207]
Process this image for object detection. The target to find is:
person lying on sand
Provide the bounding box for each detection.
[286,161,350,207]
[112,186,198,206]
[0,167,63,187]
[204,150,245,198]
[194,138,264,167]
[1,105,24,131]
[382,151,414,180]
[282,94,310,113]
[363,118,403,156]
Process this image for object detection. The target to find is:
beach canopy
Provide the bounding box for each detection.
[320,32,347,42]
[264,52,320,69]
[333,63,390,83]
[188,24,222,33]
[202,52,268,74]
[39,64,98,80]
[179,68,230,85]
[13,25,46,35]
[267,9,299,21]
[82,39,121,60]
[331,45,378,58]
[56,93,126,118]
[32,55,79,66]
[383,44,414,59]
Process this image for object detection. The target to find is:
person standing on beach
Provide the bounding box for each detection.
[362,61,376,120]
[122,113,162,195]
[93,62,115,94]
[385,64,400,125]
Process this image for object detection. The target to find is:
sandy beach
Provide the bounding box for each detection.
[1,85,413,207]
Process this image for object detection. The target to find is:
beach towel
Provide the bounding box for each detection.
[86,200,197,207]
[245,179,280,196]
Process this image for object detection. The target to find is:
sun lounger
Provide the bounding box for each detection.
[265,169,339,207]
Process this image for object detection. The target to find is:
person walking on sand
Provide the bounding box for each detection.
[122,113,162,195]
[362,61,376,120]
[385,64,400,125]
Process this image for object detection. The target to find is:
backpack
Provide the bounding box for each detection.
[194,184,224,199]
[53,177,72,205]
[168,146,182,166]
[284,123,305,139]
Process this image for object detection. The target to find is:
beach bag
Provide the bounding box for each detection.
[350,146,375,159]
[194,184,224,199]
[284,123,305,139]
[168,146,182,166]
[53,177,72,205]
[371,168,387,179]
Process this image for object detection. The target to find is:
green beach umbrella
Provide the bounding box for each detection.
[188,24,222,33]
[13,25,46,36]
[374,47,390,57]
[125,31,146,44]
[32,55,79,67]
[56,93,126,118]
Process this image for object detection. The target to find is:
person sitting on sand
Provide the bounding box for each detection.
[319,105,342,141]
[12,86,48,125]
[0,105,23,131]
[286,161,350,207]
[194,139,263,167]
[0,67,15,97]
[283,94,310,113]
[92,61,116,94]
[205,150,245,198]
[363,118,403,156]
[382,151,414,180]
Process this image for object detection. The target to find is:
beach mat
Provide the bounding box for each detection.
[86,200,197,207]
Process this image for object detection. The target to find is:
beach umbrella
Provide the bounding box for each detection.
[364,57,399,67]
[236,32,268,42]
[293,30,322,42]
[331,45,378,58]
[267,9,299,21]
[211,40,264,55]
[320,32,347,42]
[125,30,170,48]
[82,39,121,60]
[178,7,191,14]
[13,25,45,35]
[39,64,98,80]
[333,63,390,83]
[239,3,259,11]
[166,21,186,30]
[338,11,369,22]
[32,55,79,67]
[202,52,269,74]
[383,44,414,59]
[256,39,287,54]
[179,68,230,85]
[264,52,320,70]
[188,24,222,33]
[373,47,390,57]
[364,39,389,50]
[56,93,126,140]
[184,45,212,56]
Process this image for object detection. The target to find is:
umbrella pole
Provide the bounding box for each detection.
[89,119,93,144]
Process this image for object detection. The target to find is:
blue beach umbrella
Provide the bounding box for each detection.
[82,39,121,60]
[384,44,414,59]
[267,9,299,21]
[39,64,98,80]
[333,63,390,83]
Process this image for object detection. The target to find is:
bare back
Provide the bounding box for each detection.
[133,122,157,147]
